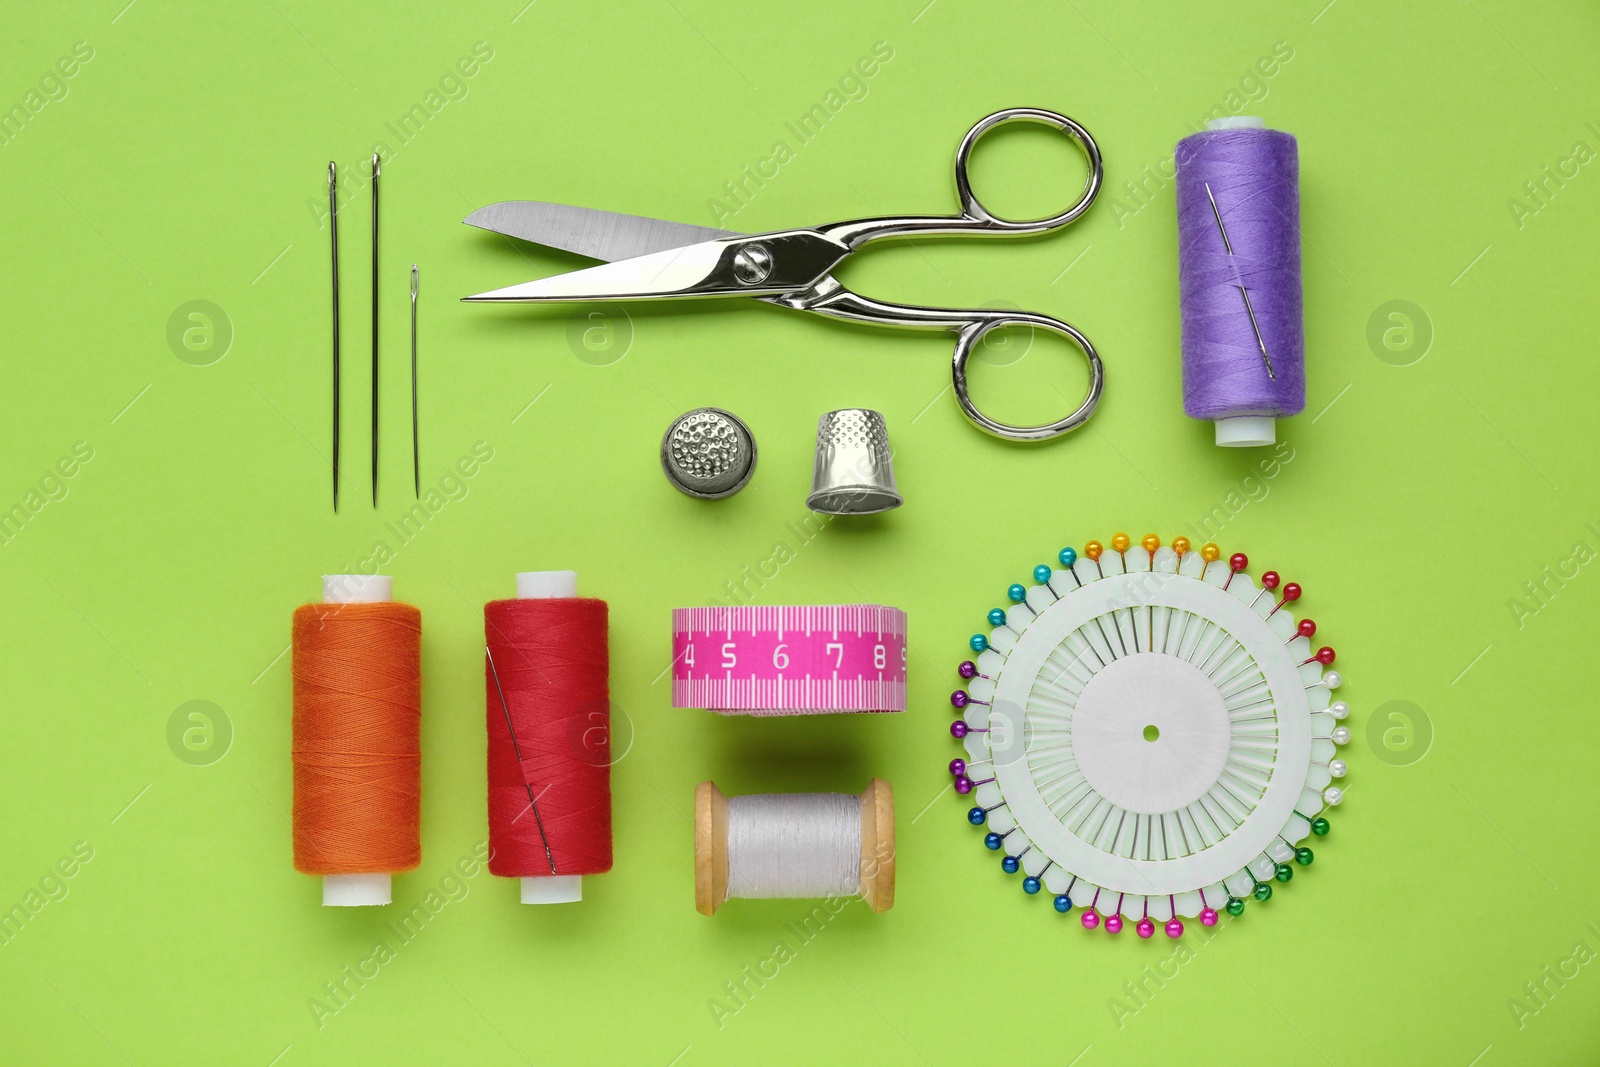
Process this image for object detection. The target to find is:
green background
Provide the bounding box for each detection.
[2,0,1597,1063]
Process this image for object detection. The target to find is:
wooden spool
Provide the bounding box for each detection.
[694,779,896,916]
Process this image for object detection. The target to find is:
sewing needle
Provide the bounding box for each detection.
[328,162,340,512]
[485,645,558,874]
[410,264,419,498]
[370,153,381,507]
[1203,182,1275,381]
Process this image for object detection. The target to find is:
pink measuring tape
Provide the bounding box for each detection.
[672,605,908,716]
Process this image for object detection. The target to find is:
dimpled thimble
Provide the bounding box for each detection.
[806,408,901,515]
[661,408,757,499]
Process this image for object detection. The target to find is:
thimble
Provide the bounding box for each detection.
[806,409,901,515]
[661,408,757,499]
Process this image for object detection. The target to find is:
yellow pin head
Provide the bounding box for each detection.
[1172,536,1191,555]
[1141,534,1160,553]
[1084,540,1103,560]
[1201,543,1220,562]
[1111,532,1130,553]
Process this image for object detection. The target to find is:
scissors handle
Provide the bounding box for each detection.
[820,108,1104,249]
[951,314,1103,441]
[793,284,1103,442]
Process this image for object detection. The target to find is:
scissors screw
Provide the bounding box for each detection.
[731,244,772,286]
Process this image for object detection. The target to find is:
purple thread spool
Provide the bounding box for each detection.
[1175,117,1304,447]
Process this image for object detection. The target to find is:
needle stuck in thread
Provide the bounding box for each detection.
[1203,182,1274,381]
[410,264,419,498]
[486,645,558,874]
[328,161,341,512]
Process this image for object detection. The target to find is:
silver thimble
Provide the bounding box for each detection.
[661,407,757,499]
[806,408,901,515]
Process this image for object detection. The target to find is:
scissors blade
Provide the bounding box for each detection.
[464,202,742,262]
[462,230,851,303]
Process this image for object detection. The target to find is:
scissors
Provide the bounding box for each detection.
[462,107,1104,442]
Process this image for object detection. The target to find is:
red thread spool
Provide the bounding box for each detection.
[485,571,613,905]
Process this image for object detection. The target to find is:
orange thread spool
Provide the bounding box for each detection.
[291,577,423,904]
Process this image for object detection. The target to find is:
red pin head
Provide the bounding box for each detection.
[1315,646,1336,665]
[1229,553,1248,572]
[1281,582,1302,602]
[1297,619,1317,639]
[1261,571,1280,591]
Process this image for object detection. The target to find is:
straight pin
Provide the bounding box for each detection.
[486,645,558,874]
[1204,182,1275,381]
[328,162,340,512]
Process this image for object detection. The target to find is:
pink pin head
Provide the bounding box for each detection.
[1081,909,1100,930]
[1136,918,1155,938]
[1165,918,1184,938]
[1104,914,1124,934]
[1261,571,1280,591]
[1200,907,1219,927]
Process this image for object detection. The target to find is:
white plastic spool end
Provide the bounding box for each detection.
[322,573,393,604]
[1214,416,1276,448]
[1207,115,1266,131]
[520,875,583,904]
[323,873,392,907]
[317,574,396,907]
[516,570,577,599]
[512,569,582,905]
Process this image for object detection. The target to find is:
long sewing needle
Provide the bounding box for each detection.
[1203,181,1275,381]
[328,162,340,512]
[370,153,381,507]
[485,645,558,874]
[410,264,419,497]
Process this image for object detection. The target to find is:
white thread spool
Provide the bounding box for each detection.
[510,570,588,906]
[318,573,396,908]
[695,780,895,915]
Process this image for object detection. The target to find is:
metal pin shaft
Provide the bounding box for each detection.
[370,153,381,507]
[485,645,558,874]
[328,162,340,512]
[410,264,419,498]
[1203,182,1275,381]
